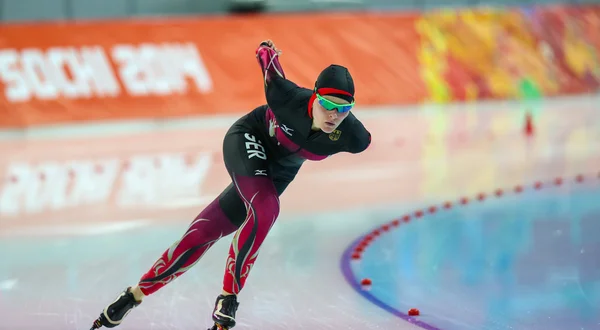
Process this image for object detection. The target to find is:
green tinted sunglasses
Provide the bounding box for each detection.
[316,93,354,113]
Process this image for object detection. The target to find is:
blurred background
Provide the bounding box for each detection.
[0,0,600,21]
[0,0,593,21]
[0,1,599,330]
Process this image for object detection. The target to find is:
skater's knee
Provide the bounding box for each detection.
[249,193,280,221]
[186,218,227,243]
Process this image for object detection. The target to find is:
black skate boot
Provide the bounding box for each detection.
[208,294,240,330]
[90,287,141,329]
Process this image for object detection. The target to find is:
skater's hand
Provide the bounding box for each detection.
[256,39,286,82]
[259,39,282,56]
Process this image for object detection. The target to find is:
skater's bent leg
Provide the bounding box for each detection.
[137,196,240,297]
[89,185,249,330]
[222,174,280,295]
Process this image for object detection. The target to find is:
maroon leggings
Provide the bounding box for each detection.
[137,118,297,296]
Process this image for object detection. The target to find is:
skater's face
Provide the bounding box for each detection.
[311,94,351,133]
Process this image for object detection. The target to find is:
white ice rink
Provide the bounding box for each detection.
[1,94,599,330]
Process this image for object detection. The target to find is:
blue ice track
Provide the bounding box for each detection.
[341,179,600,330]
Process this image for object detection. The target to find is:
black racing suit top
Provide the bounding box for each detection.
[241,44,372,175]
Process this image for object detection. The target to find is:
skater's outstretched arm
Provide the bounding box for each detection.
[255,39,300,110]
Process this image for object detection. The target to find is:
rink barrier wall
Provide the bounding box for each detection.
[340,172,600,329]
[0,5,599,128]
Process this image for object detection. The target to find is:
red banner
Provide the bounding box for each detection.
[0,13,425,128]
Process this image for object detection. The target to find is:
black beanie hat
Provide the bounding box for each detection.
[314,64,355,103]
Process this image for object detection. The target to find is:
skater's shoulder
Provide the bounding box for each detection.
[340,113,371,154]
[266,78,312,112]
